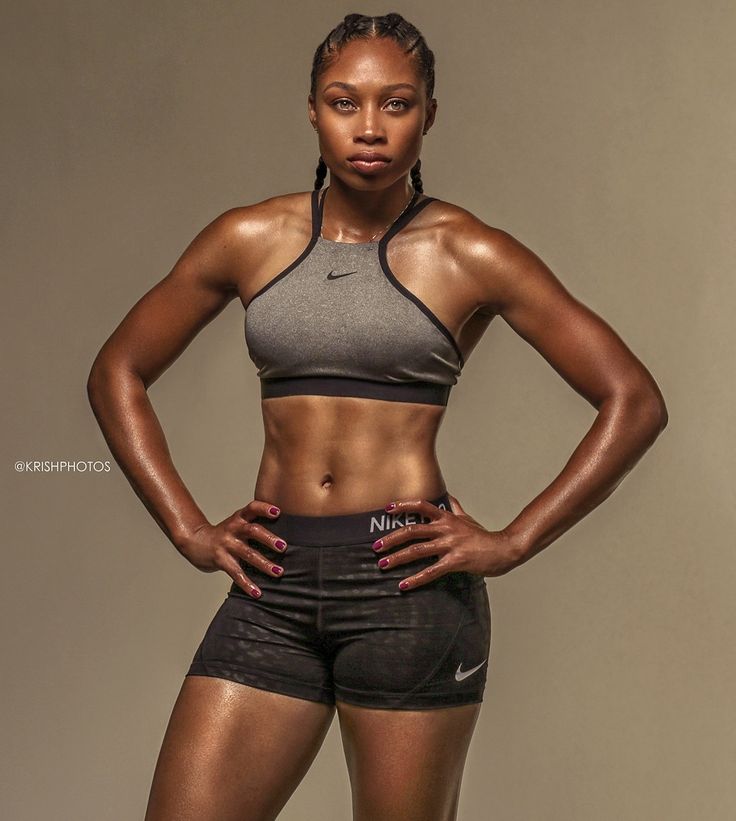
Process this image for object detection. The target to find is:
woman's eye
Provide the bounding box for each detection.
[331,99,409,111]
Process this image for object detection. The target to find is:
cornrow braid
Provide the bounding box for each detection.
[410,159,424,194]
[383,12,402,33]
[311,13,435,105]
[341,13,363,36]
[310,13,435,192]
[314,155,328,190]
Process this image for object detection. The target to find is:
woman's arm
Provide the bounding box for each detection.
[464,225,669,564]
[86,208,245,551]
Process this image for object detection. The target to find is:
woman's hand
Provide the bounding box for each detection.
[178,500,287,599]
[371,493,523,591]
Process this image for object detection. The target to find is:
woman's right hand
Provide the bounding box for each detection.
[178,500,287,599]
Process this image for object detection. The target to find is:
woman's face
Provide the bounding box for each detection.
[309,37,436,190]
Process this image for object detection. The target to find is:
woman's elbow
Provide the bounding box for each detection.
[620,382,669,438]
[86,352,136,408]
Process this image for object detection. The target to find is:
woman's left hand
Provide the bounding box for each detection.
[372,493,524,591]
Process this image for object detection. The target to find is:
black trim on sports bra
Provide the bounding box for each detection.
[244,193,322,310]
[378,198,466,368]
[260,375,450,406]
[315,186,420,242]
[317,185,465,367]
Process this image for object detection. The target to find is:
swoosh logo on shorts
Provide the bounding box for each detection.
[455,659,487,681]
[326,269,357,280]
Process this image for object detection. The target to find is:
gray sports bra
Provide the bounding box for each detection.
[244,185,465,406]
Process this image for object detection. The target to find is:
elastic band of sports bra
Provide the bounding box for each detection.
[259,375,451,406]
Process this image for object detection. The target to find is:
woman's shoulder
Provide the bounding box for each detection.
[420,193,518,261]
[217,190,312,244]
[425,194,570,319]
[179,192,311,293]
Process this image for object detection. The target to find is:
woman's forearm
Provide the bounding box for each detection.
[87,362,210,551]
[502,389,668,564]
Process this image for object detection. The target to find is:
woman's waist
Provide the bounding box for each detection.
[253,449,446,517]
[260,393,445,449]
[246,487,452,546]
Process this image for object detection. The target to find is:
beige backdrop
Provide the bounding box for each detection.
[3,1,733,819]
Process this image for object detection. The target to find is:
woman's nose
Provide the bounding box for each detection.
[356,108,386,140]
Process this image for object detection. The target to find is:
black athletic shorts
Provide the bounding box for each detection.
[186,491,491,710]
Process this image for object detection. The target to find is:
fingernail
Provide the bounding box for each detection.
[398,580,409,590]
[275,539,287,550]
[272,566,283,575]
[250,587,262,598]
[385,502,396,511]
[269,507,280,516]
[378,558,389,568]
[372,539,383,551]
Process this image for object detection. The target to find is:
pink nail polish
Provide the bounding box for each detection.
[399,580,409,590]
[250,587,262,598]
[272,566,283,575]
[269,507,280,516]
[385,502,396,511]
[372,539,383,551]
[275,539,287,550]
[378,558,389,568]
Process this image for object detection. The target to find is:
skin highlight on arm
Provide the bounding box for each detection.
[458,222,668,563]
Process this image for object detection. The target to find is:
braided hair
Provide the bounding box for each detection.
[310,13,435,193]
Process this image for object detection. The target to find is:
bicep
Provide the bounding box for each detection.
[477,230,658,409]
[92,209,243,387]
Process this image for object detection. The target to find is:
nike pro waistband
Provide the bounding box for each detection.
[250,491,451,547]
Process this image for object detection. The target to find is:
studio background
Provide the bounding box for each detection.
[2,1,733,819]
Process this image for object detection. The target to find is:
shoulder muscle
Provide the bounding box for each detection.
[91,205,258,386]
[450,218,660,407]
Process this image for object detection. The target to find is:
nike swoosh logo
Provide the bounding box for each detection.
[455,659,487,681]
[326,269,357,280]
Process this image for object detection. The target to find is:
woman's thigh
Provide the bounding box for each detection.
[145,675,335,821]
[336,700,483,821]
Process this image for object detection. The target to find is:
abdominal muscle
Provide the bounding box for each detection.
[252,394,448,515]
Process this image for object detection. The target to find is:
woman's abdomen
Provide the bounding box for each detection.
[253,394,447,515]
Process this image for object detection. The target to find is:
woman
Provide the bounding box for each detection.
[87,12,668,821]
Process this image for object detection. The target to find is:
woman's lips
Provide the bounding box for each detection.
[348,158,390,173]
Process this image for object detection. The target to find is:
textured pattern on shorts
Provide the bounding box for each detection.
[186,535,491,710]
